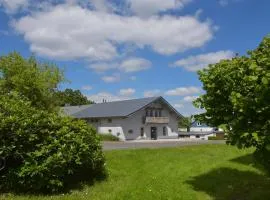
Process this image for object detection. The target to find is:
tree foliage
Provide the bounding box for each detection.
[178,116,192,131]
[0,52,64,112]
[0,92,105,193]
[0,53,106,193]
[194,36,270,170]
[55,88,93,106]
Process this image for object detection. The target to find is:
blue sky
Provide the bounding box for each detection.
[0,0,269,116]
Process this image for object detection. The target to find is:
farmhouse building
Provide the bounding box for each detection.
[62,96,182,141]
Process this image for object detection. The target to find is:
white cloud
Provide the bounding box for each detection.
[119,88,136,96]
[183,95,199,102]
[219,0,228,6]
[128,0,192,17]
[119,57,152,73]
[101,73,120,83]
[0,0,28,13]
[130,76,136,81]
[87,92,131,103]
[165,87,200,96]
[174,103,184,109]
[89,57,151,73]
[143,89,161,97]
[81,85,92,91]
[13,3,215,61]
[88,62,117,73]
[172,50,234,72]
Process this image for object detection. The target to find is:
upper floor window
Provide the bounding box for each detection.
[150,110,154,117]
[197,122,202,126]
[108,118,112,123]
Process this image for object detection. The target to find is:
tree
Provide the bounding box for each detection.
[178,116,192,132]
[0,52,64,112]
[55,88,93,106]
[194,36,270,170]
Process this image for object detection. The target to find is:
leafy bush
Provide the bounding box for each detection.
[208,136,217,140]
[99,134,120,141]
[0,93,106,193]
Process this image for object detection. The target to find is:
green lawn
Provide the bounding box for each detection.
[2,145,270,200]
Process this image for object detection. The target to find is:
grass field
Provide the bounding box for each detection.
[2,144,270,200]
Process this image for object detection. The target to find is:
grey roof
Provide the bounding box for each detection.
[61,105,92,116]
[62,96,183,119]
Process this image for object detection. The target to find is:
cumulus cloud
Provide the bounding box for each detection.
[165,87,200,96]
[219,0,228,6]
[89,57,152,73]
[172,50,234,72]
[183,95,199,102]
[87,92,131,103]
[88,62,118,73]
[101,73,121,83]
[174,103,184,109]
[130,76,136,81]
[119,58,152,73]
[119,88,136,96]
[143,89,161,97]
[13,3,215,61]
[0,0,29,13]
[81,85,92,91]
[128,0,192,18]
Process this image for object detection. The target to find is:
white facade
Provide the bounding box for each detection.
[87,100,179,141]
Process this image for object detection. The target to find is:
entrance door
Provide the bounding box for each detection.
[151,127,157,140]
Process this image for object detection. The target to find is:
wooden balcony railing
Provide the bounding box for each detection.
[145,117,169,124]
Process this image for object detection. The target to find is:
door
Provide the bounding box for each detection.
[151,127,157,140]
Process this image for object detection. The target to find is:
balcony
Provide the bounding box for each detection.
[145,117,169,124]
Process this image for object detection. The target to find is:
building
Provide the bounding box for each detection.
[62,96,183,141]
[178,120,224,140]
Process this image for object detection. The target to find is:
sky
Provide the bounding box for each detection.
[0,0,269,116]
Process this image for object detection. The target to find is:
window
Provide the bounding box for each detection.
[155,110,158,117]
[196,135,200,138]
[128,129,133,134]
[108,118,112,123]
[146,110,150,117]
[197,122,202,126]
[159,110,162,117]
[108,129,112,133]
[95,119,99,123]
[150,110,153,117]
[163,127,167,136]
[140,127,144,137]
[117,132,120,136]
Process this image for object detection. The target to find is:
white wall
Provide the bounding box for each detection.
[190,127,214,132]
[87,100,180,140]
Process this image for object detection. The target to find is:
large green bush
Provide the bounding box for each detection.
[0,93,106,193]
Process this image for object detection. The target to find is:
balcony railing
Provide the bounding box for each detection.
[145,117,169,124]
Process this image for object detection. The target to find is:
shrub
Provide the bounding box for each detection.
[208,136,224,140]
[99,134,120,141]
[0,93,106,193]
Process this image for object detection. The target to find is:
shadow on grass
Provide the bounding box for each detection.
[231,154,269,175]
[186,167,270,200]
[0,168,108,196]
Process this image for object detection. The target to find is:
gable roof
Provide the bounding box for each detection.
[62,96,183,119]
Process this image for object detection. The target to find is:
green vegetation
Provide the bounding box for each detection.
[2,145,270,200]
[208,136,221,140]
[99,134,120,141]
[178,116,192,131]
[0,52,64,112]
[55,88,94,106]
[194,36,270,171]
[0,53,105,193]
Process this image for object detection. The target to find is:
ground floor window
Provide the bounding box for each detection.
[163,126,167,136]
[196,135,200,138]
[128,129,133,134]
[140,127,144,137]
